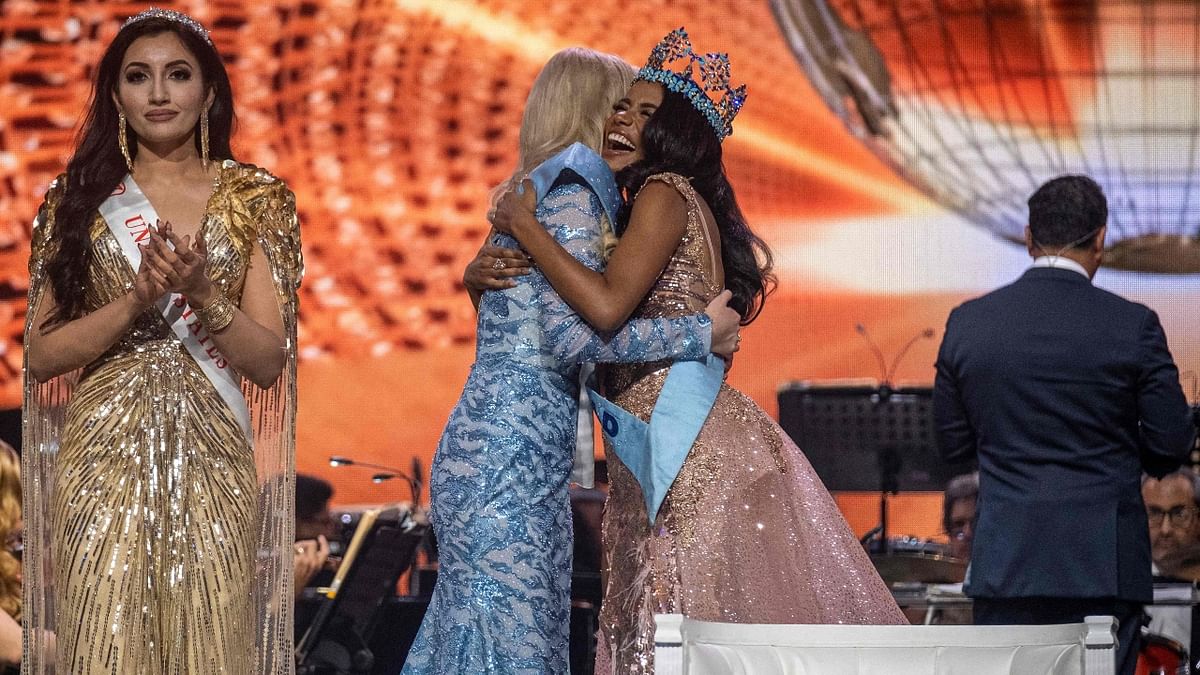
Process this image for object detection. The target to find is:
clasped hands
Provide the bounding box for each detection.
[132,221,213,308]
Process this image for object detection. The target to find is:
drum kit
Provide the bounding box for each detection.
[1138,632,1188,675]
[781,383,1200,670]
[873,539,1194,674]
[869,536,971,626]
[870,536,965,586]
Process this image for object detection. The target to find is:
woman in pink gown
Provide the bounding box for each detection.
[494,28,906,675]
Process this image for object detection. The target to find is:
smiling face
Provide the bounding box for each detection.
[602,80,663,172]
[113,31,212,153]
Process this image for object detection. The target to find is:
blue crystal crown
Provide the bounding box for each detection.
[636,27,747,141]
[121,7,213,46]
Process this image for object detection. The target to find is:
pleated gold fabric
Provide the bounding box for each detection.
[22,161,303,674]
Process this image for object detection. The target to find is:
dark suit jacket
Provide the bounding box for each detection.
[934,266,1194,603]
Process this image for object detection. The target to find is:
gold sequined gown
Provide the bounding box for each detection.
[595,174,906,675]
[22,162,302,674]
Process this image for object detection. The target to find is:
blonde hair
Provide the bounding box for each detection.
[494,47,635,254]
[0,442,19,619]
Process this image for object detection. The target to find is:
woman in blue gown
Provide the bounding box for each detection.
[401,48,741,675]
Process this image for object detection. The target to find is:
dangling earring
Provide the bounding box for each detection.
[118,111,133,173]
[200,107,210,168]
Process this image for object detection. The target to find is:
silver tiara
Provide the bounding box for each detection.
[121,7,213,46]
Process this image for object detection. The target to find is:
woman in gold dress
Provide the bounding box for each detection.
[494,29,906,674]
[22,9,301,674]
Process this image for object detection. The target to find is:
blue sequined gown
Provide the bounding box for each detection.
[402,175,712,675]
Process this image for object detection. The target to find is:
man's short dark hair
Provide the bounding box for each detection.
[1027,174,1108,250]
[943,471,980,533]
[296,473,334,521]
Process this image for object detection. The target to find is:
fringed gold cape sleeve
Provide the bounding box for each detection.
[241,164,304,675]
[21,175,67,674]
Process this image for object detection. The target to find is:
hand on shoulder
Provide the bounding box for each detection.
[492,180,538,237]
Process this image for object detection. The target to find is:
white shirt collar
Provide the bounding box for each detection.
[1031,256,1090,279]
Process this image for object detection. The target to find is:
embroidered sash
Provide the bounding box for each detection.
[588,354,725,523]
[98,174,253,442]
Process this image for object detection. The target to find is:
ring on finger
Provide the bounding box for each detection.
[492,258,507,270]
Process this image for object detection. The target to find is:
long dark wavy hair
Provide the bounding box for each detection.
[41,18,236,329]
[617,87,775,324]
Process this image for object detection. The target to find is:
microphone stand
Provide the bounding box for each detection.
[329,455,422,504]
[854,324,936,556]
[886,328,936,383]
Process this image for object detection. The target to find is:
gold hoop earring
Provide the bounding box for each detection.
[200,107,210,168]
[118,111,133,173]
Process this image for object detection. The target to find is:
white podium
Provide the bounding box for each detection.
[653,613,1117,675]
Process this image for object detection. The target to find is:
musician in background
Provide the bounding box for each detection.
[1141,470,1200,666]
[934,174,1195,675]
[294,474,338,641]
[943,472,978,563]
[1143,470,1200,581]
[295,473,337,597]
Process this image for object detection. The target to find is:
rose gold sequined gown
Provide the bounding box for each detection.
[595,173,906,675]
[24,163,302,674]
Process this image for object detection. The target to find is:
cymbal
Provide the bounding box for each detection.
[871,552,966,584]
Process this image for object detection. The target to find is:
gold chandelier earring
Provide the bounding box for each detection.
[118,111,133,173]
[200,107,210,168]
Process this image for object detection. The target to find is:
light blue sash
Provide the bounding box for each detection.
[588,354,725,523]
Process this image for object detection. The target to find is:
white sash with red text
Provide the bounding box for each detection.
[98,174,253,442]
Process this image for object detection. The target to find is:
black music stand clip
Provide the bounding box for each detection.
[777,382,975,552]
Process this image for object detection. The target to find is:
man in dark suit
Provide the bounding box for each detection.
[933,174,1195,675]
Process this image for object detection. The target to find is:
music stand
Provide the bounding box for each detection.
[777,382,976,551]
[297,504,428,674]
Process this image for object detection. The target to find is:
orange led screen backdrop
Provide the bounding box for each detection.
[2,1,1197,535]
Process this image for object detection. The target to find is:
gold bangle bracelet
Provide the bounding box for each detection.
[194,291,237,333]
